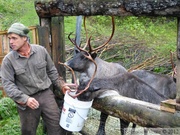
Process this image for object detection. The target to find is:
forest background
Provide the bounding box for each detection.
[0,0,177,134]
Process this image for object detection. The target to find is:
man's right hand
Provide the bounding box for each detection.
[26,97,39,110]
[62,85,71,94]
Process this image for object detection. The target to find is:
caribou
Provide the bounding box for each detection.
[65,16,130,135]
[77,71,171,135]
[131,69,176,99]
[77,69,176,135]
[77,72,168,103]
[65,16,176,135]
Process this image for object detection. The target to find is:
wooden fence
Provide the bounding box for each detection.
[0,26,39,97]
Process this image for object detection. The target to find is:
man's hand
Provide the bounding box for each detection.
[62,85,71,94]
[26,97,39,110]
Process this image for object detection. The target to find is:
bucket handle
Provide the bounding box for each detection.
[70,103,89,120]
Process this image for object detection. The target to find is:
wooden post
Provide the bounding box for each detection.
[39,18,52,55]
[51,17,66,79]
[38,16,66,82]
[177,17,180,104]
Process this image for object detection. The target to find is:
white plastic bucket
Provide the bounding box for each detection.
[60,92,93,131]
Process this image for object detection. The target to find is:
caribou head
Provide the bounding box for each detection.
[59,16,118,98]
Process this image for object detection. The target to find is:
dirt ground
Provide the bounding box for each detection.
[72,108,167,135]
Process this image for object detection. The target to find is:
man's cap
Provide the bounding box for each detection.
[8,23,29,37]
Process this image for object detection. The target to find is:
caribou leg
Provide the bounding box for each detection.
[96,113,133,135]
[130,123,136,134]
[120,119,130,135]
[96,112,108,135]
[132,124,149,135]
[144,128,148,135]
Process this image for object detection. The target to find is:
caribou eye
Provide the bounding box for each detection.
[84,52,89,56]
[80,55,86,60]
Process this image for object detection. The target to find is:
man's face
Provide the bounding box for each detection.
[8,33,27,51]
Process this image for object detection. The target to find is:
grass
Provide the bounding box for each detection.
[0,97,44,135]
[64,16,177,71]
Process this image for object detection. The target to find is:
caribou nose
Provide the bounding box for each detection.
[65,60,74,67]
[64,61,68,65]
[64,61,72,71]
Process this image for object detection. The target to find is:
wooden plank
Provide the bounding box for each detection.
[3,34,9,55]
[0,79,6,97]
[0,56,4,64]
[31,28,38,44]
[160,99,176,113]
[0,30,7,35]
[0,88,6,97]
[28,26,39,44]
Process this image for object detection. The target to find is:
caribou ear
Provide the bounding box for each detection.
[91,53,97,59]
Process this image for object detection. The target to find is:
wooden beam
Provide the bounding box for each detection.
[35,0,180,17]
[92,95,180,128]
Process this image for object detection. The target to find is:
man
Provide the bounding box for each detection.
[1,23,70,135]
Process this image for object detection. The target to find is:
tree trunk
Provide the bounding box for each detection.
[92,95,180,128]
[35,0,180,17]
[177,18,180,104]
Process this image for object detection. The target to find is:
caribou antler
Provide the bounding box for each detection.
[170,51,175,70]
[58,61,78,90]
[68,32,92,56]
[68,16,115,55]
[85,16,115,53]
[83,16,89,50]
[58,53,97,98]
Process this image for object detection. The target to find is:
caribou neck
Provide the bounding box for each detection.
[86,57,107,78]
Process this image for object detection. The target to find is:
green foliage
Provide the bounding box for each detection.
[64,16,77,46]
[117,16,177,51]
[0,98,20,134]
[0,97,17,120]
[0,116,20,135]
[155,42,176,57]
[0,0,38,30]
[0,97,44,135]
[64,16,176,72]
[153,66,168,73]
